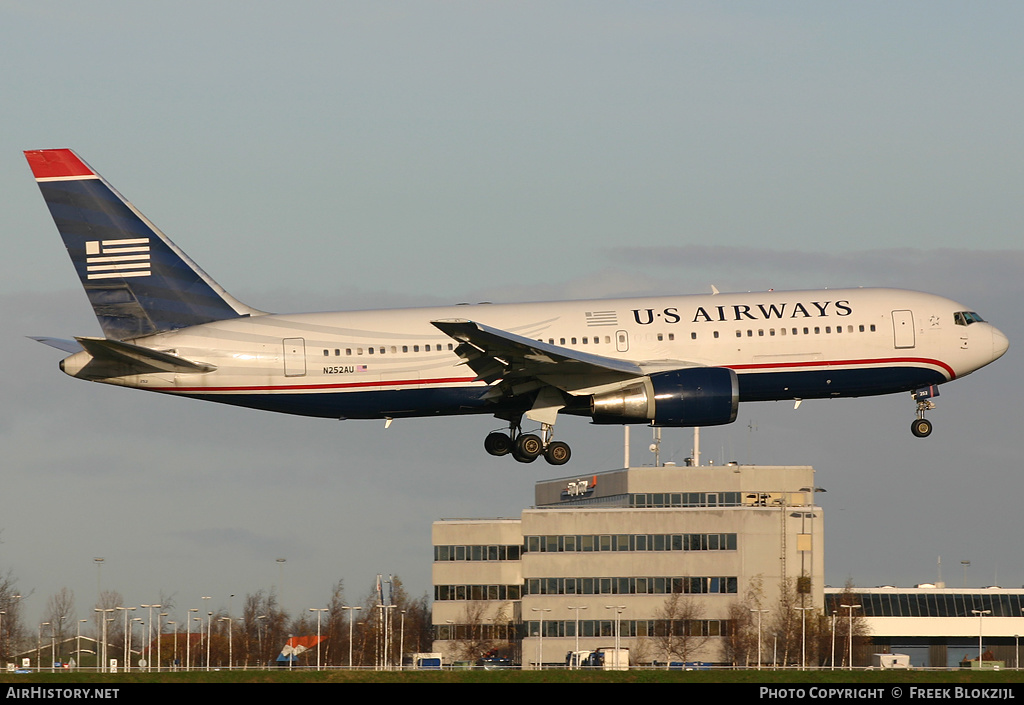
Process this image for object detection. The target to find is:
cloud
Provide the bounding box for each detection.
[603,245,1024,300]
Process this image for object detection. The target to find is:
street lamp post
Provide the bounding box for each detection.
[567,605,588,668]
[750,609,769,669]
[841,604,861,670]
[76,619,86,670]
[830,611,837,670]
[202,598,214,671]
[604,605,626,669]
[1018,607,1024,671]
[166,621,176,671]
[157,612,167,671]
[379,604,396,670]
[255,615,267,668]
[193,616,204,669]
[140,604,160,672]
[116,607,135,672]
[130,618,144,670]
[795,607,814,670]
[309,609,328,670]
[94,608,113,673]
[341,606,362,668]
[51,623,59,672]
[972,610,991,667]
[531,607,551,670]
[399,610,407,671]
[220,617,234,669]
[186,608,198,671]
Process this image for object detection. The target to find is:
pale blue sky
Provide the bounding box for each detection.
[2,2,1022,629]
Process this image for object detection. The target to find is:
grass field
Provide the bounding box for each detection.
[2,668,1023,684]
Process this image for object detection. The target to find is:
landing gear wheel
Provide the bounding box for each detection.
[512,447,538,463]
[512,433,543,463]
[911,418,933,438]
[544,441,572,466]
[484,432,513,456]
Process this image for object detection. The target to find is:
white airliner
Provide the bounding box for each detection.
[26,149,1009,465]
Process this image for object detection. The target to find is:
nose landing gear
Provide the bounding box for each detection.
[911,416,933,438]
[911,387,938,438]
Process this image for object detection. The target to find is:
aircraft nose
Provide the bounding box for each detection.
[992,325,1009,361]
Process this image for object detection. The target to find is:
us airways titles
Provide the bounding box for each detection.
[630,300,853,325]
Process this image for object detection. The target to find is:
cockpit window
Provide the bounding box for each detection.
[954,311,985,326]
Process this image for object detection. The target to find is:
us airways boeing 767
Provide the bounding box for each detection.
[25,149,1009,465]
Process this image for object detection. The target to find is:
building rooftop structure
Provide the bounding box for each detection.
[825,585,1024,668]
[433,463,825,668]
[430,457,1023,670]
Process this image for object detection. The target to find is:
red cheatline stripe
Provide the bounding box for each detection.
[24,149,96,179]
[167,375,479,393]
[725,356,956,380]
[160,357,953,394]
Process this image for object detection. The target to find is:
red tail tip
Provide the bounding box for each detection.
[24,149,95,179]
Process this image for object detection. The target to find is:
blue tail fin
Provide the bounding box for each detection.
[25,149,262,340]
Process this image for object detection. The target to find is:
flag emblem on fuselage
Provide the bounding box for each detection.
[585,310,618,327]
[85,238,151,280]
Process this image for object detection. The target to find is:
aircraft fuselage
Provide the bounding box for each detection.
[60,287,1007,422]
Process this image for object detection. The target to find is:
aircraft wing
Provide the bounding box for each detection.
[431,318,648,394]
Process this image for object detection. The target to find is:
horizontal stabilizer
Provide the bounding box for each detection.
[75,336,216,374]
[29,336,84,353]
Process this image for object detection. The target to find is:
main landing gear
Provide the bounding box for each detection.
[484,420,572,466]
[910,387,937,438]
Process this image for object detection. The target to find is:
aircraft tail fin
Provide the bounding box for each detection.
[25,149,263,340]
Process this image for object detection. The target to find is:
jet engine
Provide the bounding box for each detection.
[590,367,739,427]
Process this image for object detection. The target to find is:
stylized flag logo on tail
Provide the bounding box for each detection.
[85,238,151,280]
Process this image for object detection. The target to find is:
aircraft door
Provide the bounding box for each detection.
[615,330,629,353]
[283,337,306,376]
[892,310,915,349]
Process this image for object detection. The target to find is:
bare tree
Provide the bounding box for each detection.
[725,600,756,666]
[242,589,288,668]
[388,576,431,662]
[318,579,344,666]
[348,574,430,668]
[43,587,76,663]
[93,589,125,661]
[0,567,27,662]
[447,601,498,662]
[723,575,766,666]
[826,581,871,668]
[655,593,712,664]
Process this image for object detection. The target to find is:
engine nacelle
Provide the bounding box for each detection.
[590,367,739,427]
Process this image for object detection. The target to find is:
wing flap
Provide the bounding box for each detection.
[432,318,645,392]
